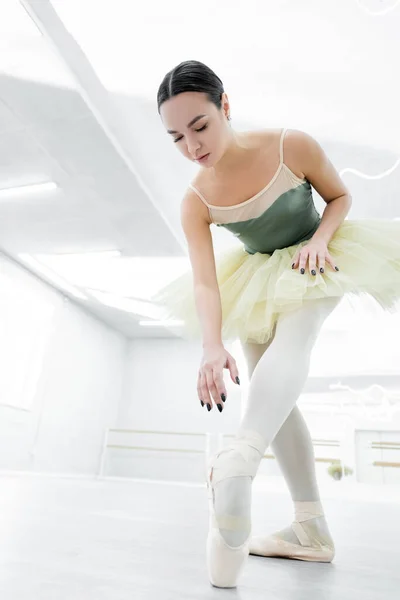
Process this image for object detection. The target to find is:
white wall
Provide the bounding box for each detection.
[118,338,244,434]
[0,255,127,474]
[115,330,400,483]
[112,338,245,481]
[5,261,396,480]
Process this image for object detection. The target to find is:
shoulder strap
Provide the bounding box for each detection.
[188,183,213,224]
[279,128,288,165]
[188,183,211,207]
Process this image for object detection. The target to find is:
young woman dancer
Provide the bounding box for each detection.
[152,60,400,588]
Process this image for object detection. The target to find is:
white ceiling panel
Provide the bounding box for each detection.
[0,75,89,128]
[29,114,130,179]
[0,0,397,341]
[0,185,99,222]
[0,98,26,135]
[0,126,59,188]
[49,0,400,152]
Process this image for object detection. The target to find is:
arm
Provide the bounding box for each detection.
[286,129,352,244]
[180,188,223,348]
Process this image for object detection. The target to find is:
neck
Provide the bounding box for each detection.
[210,130,252,177]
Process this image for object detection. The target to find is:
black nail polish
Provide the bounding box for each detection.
[221,393,226,402]
[217,404,223,412]
[335,266,340,271]
[291,263,295,269]
[300,268,305,274]
[235,376,240,385]
[311,269,316,276]
[200,401,204,407]
[207,404,211,411]
[320,267,324,273]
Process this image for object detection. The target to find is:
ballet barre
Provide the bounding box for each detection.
[97,428,345,478]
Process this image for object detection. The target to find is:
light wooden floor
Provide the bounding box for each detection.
[0,473,398,599]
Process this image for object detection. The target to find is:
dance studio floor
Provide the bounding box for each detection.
[0,472,398,600]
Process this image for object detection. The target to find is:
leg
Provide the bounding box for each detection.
[243,337,321,501]
[237,295,340,438]
[208,297,340,585]
[264,407,335,551]
[242,338,334,552]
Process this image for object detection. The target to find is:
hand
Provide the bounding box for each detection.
[197,344,240,413]
[291,238,339,275]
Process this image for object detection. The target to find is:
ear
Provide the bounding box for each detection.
[221,92,230,117]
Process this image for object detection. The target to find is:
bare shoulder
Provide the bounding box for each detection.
[180,185,212,226]
[253,127,318,180]
[281,129,320,180]
[250,128,307,180]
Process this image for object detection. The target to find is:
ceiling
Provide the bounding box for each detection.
[0,0,399,339]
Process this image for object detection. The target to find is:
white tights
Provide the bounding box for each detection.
[213,296,341,547]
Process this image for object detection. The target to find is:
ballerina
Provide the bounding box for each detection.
[152,60,400,588]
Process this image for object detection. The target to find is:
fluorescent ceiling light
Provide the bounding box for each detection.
[139,320,184,327]
[0,182,58,199]
[17,254,88,300]
[87,291,190,328]
[55,250,121,259]
[87,289,158,318]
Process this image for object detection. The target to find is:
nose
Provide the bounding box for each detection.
[186,134,201,157]
[188,144,201,158]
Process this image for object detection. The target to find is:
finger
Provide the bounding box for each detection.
[308,251,317,276]
[226,355,240,385]
[205,370,217,410]
[291,252,300,269]
[197,371,208,409]
[208,369,226,412]
[325,254,339,271]
[299,250,308,274]
[212,370,226,411]
[318,253,326,273]
[197,372,204,407]
[201,371,213,411]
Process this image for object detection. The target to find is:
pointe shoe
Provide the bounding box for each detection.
[206,469,250,588]
[250,521,335,563]
[205,430,266,588]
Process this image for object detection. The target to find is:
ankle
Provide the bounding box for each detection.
[294,500,325,522]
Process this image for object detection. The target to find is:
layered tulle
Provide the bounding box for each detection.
[150,219,400,344]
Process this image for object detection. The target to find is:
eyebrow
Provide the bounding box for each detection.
[167,114,207,135]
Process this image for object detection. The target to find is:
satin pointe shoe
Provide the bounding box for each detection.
[205,430,266,588]
[250,501,335,563]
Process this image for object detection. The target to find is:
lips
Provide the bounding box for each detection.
[196,153,209,160]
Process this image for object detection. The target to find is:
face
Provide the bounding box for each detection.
[160,91,231,167]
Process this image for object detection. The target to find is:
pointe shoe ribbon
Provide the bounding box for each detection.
[207,430,267,487]
[206,430,267,588]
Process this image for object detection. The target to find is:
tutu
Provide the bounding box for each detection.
[150,219,400,344]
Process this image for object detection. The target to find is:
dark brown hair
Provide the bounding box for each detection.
[157,60,225,114]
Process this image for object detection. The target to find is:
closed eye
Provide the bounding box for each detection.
[173,124,208,143]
